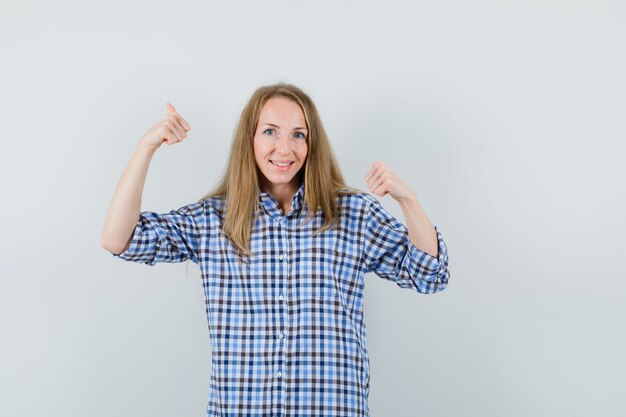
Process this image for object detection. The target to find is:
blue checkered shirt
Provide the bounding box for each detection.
[111,182,450,416]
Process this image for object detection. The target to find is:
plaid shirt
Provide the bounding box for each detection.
[111,182,450,416]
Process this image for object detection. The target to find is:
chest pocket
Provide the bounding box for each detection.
[293,242,365,305]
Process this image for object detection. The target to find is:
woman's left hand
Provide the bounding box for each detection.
[364,161,416,203]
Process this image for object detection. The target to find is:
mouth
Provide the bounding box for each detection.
[270,160,295,171]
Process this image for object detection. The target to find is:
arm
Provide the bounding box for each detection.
[362,196,449,293]
[365,161,438,257]
[100,143,157,254]
[101,102,190,254]
[363,161,449,293]
[397,194,438,258]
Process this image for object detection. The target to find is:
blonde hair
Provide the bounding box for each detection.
[197,82,365,259]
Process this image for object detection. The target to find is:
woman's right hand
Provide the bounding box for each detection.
[138,102,191,149]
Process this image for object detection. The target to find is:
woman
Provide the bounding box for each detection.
[101,83,450,417]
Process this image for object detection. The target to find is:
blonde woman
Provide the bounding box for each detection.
[101,83,450,417]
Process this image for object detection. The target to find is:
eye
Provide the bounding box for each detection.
[294,131,306,139]
[263,128,275,136]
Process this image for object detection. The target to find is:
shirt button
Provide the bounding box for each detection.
[278,332,284,339]
[278,293,284,301]
[278,253,284,261]
[276,371,282,378]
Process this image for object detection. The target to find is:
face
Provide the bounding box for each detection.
[253,96,308,195]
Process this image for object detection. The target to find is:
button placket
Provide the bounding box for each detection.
[275,217,289,399]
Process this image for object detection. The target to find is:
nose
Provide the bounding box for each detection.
[275,133,291,155]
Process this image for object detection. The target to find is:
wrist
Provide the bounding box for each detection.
[135,141,160,155]
[396,192,418,207]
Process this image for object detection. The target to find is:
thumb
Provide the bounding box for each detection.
[165,102,176,114]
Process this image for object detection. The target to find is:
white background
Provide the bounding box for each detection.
[1,0,624,416]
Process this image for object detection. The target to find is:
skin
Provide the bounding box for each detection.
[253,97,439,259]
[253,97,308,214]
[100,102,191,254]
[364,162,439,258]
[102,100,439,260]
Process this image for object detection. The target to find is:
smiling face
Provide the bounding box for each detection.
[253,96,308,196]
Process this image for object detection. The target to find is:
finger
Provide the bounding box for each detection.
[364,165,379,183]
[160,132,172,145]
[166,118,187,140]
[165,103,191,131]
[164,127,182,144]
[368,161,386,179]
[160,129,173,145]
[364,164,378,182]
[371,176,387,194]
[159,126,180,144]
[375,184,388,196]
[367,167,384,188]
[175,113,191,131]
[169,109,191,132]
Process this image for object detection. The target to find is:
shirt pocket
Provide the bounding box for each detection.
[294,244,364,306]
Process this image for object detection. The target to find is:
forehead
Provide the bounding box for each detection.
[258,97,306,126]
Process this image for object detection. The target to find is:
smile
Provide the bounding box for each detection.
[271,160,293,166]
[270,160,294,171]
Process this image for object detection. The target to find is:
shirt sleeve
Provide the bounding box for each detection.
[362,197,450,294]
[109,202,202,266]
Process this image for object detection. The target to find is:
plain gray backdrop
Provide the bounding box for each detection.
[1,0,624,416]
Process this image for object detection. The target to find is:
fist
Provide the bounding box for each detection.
[138,102,191,149]
[364,161,416,202]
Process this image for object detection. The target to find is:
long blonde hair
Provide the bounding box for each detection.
[198,82,364,258]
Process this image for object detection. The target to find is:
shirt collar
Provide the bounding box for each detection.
[258,181,306,215]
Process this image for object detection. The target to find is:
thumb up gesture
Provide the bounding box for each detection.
[139,102,191,150]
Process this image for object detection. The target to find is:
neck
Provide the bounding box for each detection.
[260,178,301,210]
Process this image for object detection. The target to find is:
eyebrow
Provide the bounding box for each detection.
[263,123,307,130]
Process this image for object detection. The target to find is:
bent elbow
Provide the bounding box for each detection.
[101,237,131,255]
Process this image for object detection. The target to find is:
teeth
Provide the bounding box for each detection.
[272,161,291,167]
